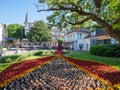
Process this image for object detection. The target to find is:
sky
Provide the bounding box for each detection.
[0,0,50,25]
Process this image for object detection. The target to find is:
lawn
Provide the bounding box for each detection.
[67,52,120,70]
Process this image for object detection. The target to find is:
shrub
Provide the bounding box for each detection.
[34,51,43,56]
[0,55,19,63]
[90,44,120,57]
[96,45,108,56]
[57,38,63,44]
[104,48,113,56]
[0,53,30,63]
[90,45,101,55]
[0,50,53,63]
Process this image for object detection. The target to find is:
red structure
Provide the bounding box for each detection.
[54,43,65,55]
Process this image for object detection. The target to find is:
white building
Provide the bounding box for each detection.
[64,28,89,51]
[51,27,64,49]
[64,29,118,51]
[0,23,7,47]
[84,29,118,50]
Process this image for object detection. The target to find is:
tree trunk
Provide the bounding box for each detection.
[91,16,120,42]
[106,26,120,42]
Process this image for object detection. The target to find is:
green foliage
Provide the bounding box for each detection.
[57,38,63,44]
[0,50,53,63]
[90,44,120,57]
[39,0,120,28]
[90,45,101,55]
[38,0,120,41]
[33,51,43,56]
[6,40,14,46]
[27,20,52,43]
[0,55,20,63]
[7,24,24,40]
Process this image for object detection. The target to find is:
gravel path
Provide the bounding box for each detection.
[4,58,110,90]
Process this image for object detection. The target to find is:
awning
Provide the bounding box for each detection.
[6,38,14,41]
[98,36,111,40]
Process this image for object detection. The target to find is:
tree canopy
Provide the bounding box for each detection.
[7,24,24,40]
[27,20,52,43]
[38,0,120,42]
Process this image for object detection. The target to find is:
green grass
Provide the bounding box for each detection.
[67,52,120,70]
[0,63,13,73]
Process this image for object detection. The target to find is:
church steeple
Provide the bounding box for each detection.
[24,12,29,24]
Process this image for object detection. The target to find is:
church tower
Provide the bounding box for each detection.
[24,12,30,36]
[24,12,29,24]
[24,12,33,36]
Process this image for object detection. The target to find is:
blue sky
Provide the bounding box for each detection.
[0,0,50,25]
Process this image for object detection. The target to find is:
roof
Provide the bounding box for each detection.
[85,30,109,38]
[65,28,89,35]
[74,28,89,33]
[24,12,29,24]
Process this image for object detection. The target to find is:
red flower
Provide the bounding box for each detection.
[62,56,120,85]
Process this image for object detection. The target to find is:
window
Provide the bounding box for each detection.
[77,33,79,39]
[77,33,82,39]
[79,34,82,39]
[90,38,98,46]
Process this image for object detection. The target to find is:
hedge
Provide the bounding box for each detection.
[90,44,120,57]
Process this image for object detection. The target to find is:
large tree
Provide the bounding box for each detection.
[27,20,52,44]
[7,24,24,40]
[38,0,120,42]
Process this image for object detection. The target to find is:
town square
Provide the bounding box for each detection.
[0,0,120,90]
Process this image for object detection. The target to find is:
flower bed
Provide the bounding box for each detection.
[0,56,55,88]
[62,56,120,89]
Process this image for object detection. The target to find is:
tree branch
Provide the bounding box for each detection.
[112,18,120,25]
[37,1,109,28]
[91,15,109,28]
[65,17,90,25]
[93,0,103,8]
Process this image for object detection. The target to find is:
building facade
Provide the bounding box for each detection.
[85,29,118,50]
[21,13,118,50]
[51,27,64,49]
[64,29,118,51]
[64,28,89,51]
[0,23,7,47]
